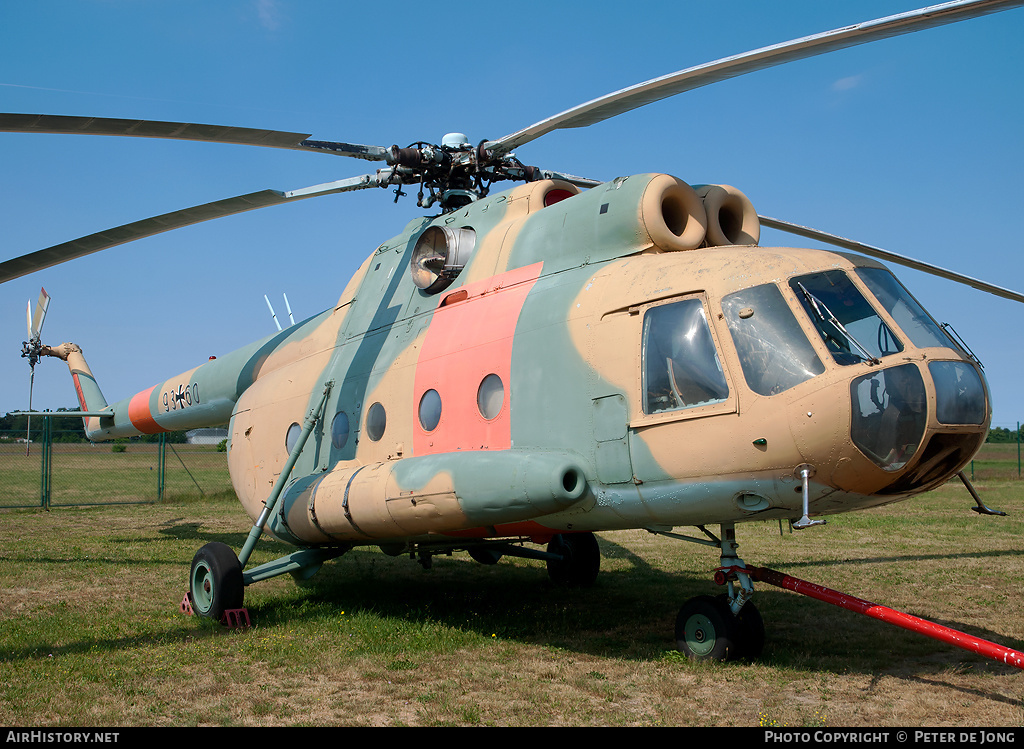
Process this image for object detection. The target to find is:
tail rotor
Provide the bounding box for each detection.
[21,288,50,455]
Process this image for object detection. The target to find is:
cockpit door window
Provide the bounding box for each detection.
[641,297,729,415]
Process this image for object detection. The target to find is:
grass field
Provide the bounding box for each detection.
[967,442,1024,481]
[1,463,1022,727]
[0,441,233,507]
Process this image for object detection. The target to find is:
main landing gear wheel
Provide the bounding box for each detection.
[468,547,503,565]
[189,542,244,620]
[546,532,600,587]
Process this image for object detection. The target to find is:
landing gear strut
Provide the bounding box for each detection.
[667,523,1024,669]
[654,523,765,661]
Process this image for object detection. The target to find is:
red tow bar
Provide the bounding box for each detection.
[747,566,1024,670]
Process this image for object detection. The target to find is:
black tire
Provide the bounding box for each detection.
[675,595,740,661]
[468,547,503,565]
[546,532,600,587]
[716,593,765,660]
[189,542,244,620]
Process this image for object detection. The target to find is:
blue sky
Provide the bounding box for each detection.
[1,0,1022,429]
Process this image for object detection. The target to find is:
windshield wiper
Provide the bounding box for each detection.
[797,283,880,365]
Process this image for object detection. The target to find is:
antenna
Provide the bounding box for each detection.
[265,294,281,331]
[265,293,295,331]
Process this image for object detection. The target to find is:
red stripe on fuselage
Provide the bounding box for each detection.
[128,386,166,434]
[413,263,542,455]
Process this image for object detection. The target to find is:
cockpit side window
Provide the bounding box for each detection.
[642,298,728,415]
[722,284,825,396]
[790,270,903,365]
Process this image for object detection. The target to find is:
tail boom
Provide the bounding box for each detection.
[44,342,238,441]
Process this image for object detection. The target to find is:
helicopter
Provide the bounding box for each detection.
[2,0,1023,663]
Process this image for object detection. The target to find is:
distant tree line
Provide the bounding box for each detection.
[0,408,188,443]
[986,426,1020,443]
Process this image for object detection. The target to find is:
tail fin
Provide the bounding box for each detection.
[42,342,109,413]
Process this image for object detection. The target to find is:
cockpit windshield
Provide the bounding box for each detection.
[855,267,955,350]
[790,271,902,365]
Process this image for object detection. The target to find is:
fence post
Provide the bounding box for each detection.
[1018,421,1021,479]
[38,418,44,507]
[42,415,52,509]
[158,432,165,502]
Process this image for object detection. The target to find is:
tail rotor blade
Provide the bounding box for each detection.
[21,288,52,456]
[31,287,50,338]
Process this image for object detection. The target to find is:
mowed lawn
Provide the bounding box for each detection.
[0,448,1021,726]
[0,441,232,506]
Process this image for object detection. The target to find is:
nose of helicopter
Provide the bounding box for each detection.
[790,358,989,500]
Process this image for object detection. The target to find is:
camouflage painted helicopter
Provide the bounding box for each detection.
[3,0,1023,663]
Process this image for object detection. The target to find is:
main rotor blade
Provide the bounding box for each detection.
[538,170,603,188]
[0,173,384,283]
[759,215,1024,305]
[485,0,1024,156]
[0,114,391,161]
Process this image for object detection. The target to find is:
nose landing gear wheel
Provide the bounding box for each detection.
[189,542,244,620]
[675,595,740,661]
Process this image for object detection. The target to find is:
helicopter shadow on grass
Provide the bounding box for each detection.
[154,519,251,548]
[232,536,1024,688]
[5,532,1019,705]
[95,523,1024,669]
[150,520,1024,671]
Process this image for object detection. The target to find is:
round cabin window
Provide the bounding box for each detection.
[418,389,442,432]
[285,422,301,454]
[477,374,505,420]
[331,411,350,449]
[366,402,386,441]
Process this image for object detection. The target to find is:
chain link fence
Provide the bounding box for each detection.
[0,417,232,509]
[968,422,1023,482]
[2,416,1019,510]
